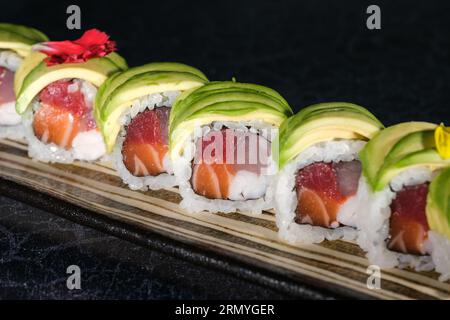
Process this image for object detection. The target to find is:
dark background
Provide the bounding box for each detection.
[3,0,450,123]
[1,0,450,299]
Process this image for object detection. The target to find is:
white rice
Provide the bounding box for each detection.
[0,51,24,139]
[0,102,22,126]
[275,140,365,244]
[111,91,179,191]
[355,167,436,272]
[0,123,24,140]
[173,120,278,214]
[23,79,106,163]
[0,50,22,71]
[429,231,450,282]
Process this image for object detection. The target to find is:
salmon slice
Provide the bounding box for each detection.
[0,67,15,105]
[33,79,97,149]
[33,104,80,148]
[122,142,167,176]
[191,128,271,200]
[121,107,170,177]
[295,161,361,228]
[191,163,235,199]
[388,183,430,255]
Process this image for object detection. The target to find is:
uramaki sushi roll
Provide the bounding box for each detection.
[426,166,450,281]
[14,29,127,163]
[275,102,384,243]
[355,122,450,278]
[0,23,48,139]
[95,62,208,190]
[170,81,293,214]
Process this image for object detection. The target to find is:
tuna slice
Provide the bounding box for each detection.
[122,107,170,177]
[388,183,430,255]
[191,128,271,200]
[0,67,16,105]
[33,79,97,149]
[295,160,362,228]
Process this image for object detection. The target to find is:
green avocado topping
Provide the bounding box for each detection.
[15,52,127,115]
[360,121,450,191]
[95,62,209,152]
[426,167,450,239]
[0,23,48,56]
[169,81,293,160]
[278,102,384,169]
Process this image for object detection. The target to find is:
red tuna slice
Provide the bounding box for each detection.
[0,67,16,105]
[122,107,170,177]
[388,183,430,255]
[33,79,97,149]
[191,128,271,200]
[295,161,361,228]
[39,79,90,117]
[195,129,271,173]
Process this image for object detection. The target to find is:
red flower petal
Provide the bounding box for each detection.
[74,29,110,47]
[34,41,86,55]
[34,29,117,66]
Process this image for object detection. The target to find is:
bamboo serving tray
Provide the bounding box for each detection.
[0,138,449,300]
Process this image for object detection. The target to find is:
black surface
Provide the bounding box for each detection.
[0,178,349,300]
[1,0,449,299]
[0,192,292,299]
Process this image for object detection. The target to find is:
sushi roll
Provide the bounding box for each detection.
[169,81,293,214]
[14,29,127,163]
[95,62,208,190]
[0,23,48,139]
[426,167,450,281]
[275,102,384,244]
[355,122,450,279]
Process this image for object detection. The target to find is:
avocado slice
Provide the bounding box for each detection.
[169,81,293,161]
[169,81,291,131]
[95,62,209,152]
[427,167,450,239]
[96,62,207,111]
[375,149,450,191]
[360,121,437,190]
[15,52,127,115]
[0,23,48,57]
[278,102,384,169]
[371,126,450,190]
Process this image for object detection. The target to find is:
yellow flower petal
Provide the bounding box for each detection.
[435,123,450,159]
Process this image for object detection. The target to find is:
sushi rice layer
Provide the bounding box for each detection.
[356,167,450,280]
[0,50,22,71]
[275,140,364,244]
[111,91,179,191]
[23,79,106,163]
[0,50,24,139]
[174,120,277,214]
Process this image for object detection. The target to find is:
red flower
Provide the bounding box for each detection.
[34,29,117,66]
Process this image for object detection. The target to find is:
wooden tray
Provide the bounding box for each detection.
[1,138,449,300]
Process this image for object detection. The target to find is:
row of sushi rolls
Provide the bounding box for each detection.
[1,23,450,282]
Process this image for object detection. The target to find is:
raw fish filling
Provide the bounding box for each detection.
[387,183,430,255]
[0,66,21,126]
[0,66,15,105]
[33,79,98,149]
[121,107,170,177]
[294,161,361,228]
[191,128,271,200]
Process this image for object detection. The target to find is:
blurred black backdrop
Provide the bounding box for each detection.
[2,0,450,125]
